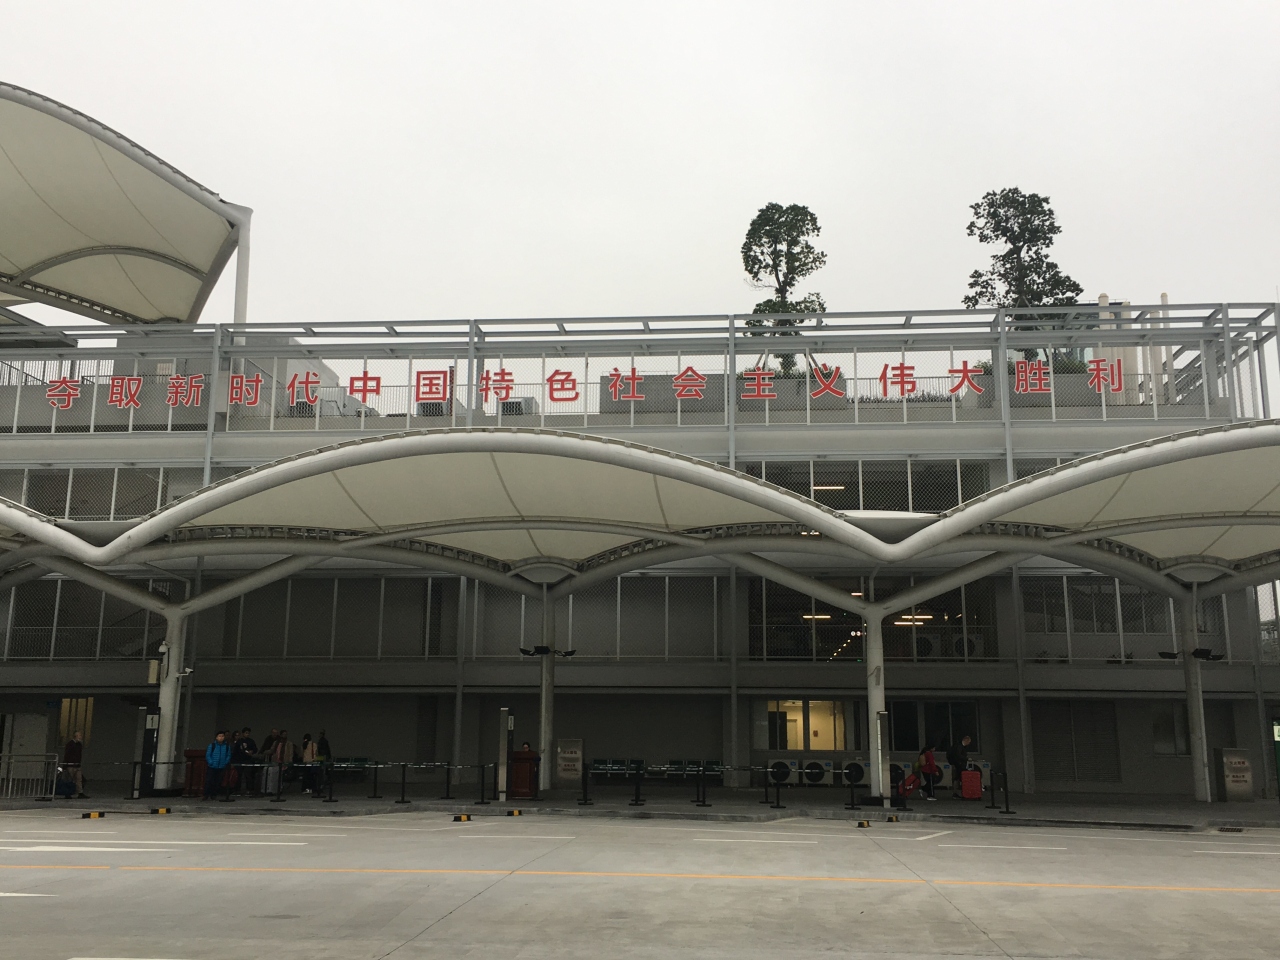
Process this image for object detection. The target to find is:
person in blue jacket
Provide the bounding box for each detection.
[204,731,232,800]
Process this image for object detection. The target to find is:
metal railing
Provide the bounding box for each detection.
[0,753,57,800]
[0,303,1270,436]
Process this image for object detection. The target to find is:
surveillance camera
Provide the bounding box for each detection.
[157,642,169,654]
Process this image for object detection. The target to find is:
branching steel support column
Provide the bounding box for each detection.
[154,614,186,790]
[1178,595,1211,802]
[538,583,555,791]
[865,615,887,799]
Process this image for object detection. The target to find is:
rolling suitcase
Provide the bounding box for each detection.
[899,773,921,798]
[960,768,983,800]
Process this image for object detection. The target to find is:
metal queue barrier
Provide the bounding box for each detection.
[70,758,1021,816]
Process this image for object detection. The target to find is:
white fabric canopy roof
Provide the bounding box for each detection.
[0,83,248,323]
[2,424,1279,593]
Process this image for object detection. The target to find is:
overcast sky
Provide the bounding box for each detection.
[7,2,1280,324]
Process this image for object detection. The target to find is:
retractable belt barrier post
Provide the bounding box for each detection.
[693,763,710,807]
[323,765,337,803]
[629,763,645,806]
[219,765,236,802]
[440,763,452,800]
[396,762,409,804]
[368,762,382,799]
[1000,770,1016,815]
[271,762,286,803]
[845,770,860,811]
[578,760,593,806]
[986,766,1000,810]
[475,763,491,805]
[771,777,785,810]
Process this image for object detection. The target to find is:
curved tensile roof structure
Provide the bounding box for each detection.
[0,83,249,324]
[1,423,1279,618]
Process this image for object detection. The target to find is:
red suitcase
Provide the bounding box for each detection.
[899,773,921,798]
[960,768,983,800]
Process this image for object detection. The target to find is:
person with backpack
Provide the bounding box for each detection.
[204,731,232,800]
[233,726,258,795]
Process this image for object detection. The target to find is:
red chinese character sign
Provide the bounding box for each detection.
[478,368,515,403]
[607,367,645,402]
[546,369,579,402]
[348,373,381,403]
[107,376,143,409]
[287,372,320,406]
[1087,357,1124,393]
[672,366,707,400]
[227,373,263,406]
[415,370,451,403]
[878,364,917,397]
[810,365,844,399]
[948,361,984,395]
[740,368,777,400]
[1014,360,1051,394]
[45,377,81,410]
[166,375,204,407]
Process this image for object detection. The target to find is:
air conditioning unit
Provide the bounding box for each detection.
[417,401,450,417]
[767,759,798,784]
[840,760,869,786]
[800,760,834,786]
[500,397,539,416]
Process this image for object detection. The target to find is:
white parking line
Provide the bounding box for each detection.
[0,840,305,846]
[914,831,953,841]
[0,892,55,896]
[693,839,819,844]
[455,835,575,840]
[0,846,176,853]
[4,830,117,834]
[1193,850,1280,855]
[227,833,346,838]
[938,844,1067,851]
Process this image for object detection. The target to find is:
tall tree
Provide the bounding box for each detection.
[962,187,1082,311]
[742,203,827,374]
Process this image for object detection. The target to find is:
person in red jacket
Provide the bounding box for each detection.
[917,745,941,801]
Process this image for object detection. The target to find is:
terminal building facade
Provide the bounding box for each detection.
[0,83,1277,801]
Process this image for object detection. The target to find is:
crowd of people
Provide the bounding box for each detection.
[202,726,332,800]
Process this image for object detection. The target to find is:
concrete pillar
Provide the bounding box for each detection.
[153,615,186,790]
[1178,597,1212,802]
[538,586,555,791]
[865,615,888,799]
[727,568,739,787]
[452,579,466,775]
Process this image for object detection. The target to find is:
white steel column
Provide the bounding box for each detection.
[232,217,251,331]
[865,614,888,799]
[153,614,186,790]
[1178,594,1212,802]
[538,583,556,791]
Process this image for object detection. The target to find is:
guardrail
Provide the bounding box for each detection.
[0,753,57,800]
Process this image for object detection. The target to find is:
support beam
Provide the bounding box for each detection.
[1178,595,1212,802]
[538,584,555,791]
[153,615,185,790]
[865,616,887,799]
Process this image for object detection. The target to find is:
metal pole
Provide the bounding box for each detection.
[996,309,1014,483]
[728,568,739,788]
[538,583,555,791]
[1179,591,1212,802]
[1011,565,1034,794]
[153,615,186,790]
[202,325,221,487]
[232,217,251,331]
[865,615,887,799]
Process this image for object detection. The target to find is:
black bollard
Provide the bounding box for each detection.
[440,763,453,800]
[270,761,286,803]
[628,764,645,806]
[475,763,491,805]
[368,762,382,800]
[985,766,999,810]
[770,779,785,810]
[395,762,410,804]
[324,770,338,803]
[695,763,710,808]
[578,760,593,806]
[759,768,772,805]
[1000,770,1017,815]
